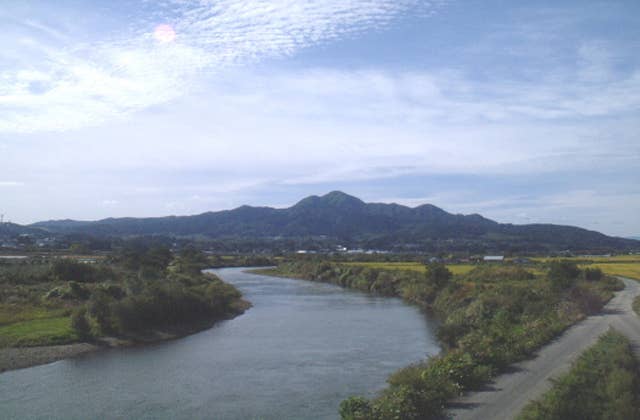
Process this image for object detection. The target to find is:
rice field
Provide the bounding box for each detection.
[584,263,640,280]
[339,259,640,279]
[339,262,476,275]
[530,255,640,263]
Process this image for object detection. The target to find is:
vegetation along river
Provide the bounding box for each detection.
[0,267,440,419]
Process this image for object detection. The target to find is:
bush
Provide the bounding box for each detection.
[68,281,90,299]
[339,397,372,420]
[425,263,452,289]
[71,307,92,340]
[97,275,243,335]
[583,267,603,281]
[547,260,580,290]
[633,296,640,316]
[518,330,640,420]
[52,260,96,283]
[88,290,114,333]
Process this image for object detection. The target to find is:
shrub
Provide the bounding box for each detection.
[339,396,372,420]
[71,307,92,340]
[425,263,452,289]
[518,330,640,420]
[547,260,580,290]
[88,289,114,333]
[51,260,97,283]
[68,281,90,299]
[633,296,640,316]
[583,267,603,281]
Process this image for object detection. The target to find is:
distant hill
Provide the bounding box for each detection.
[0,222,47,237]
[30,191,639,252]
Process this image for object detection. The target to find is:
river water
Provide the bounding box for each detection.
[0,267,439,419]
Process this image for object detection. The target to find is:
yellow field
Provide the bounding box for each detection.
[587,255,640,262]
[525,255,640,280]
[530,255,640,263]
[339,259,640,280]
[339,262,476,275]
[585,263,640,280]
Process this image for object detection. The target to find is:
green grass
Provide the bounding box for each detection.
[0,304,69,326]
[0,316,78,348]
[517,329,640,420]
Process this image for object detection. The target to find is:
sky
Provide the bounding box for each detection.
[1,0,639,237]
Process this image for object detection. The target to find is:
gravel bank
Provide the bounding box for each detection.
[0,343,100,373]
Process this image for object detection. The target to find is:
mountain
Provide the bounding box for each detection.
[0,222,47,237]
[30,191,639,252]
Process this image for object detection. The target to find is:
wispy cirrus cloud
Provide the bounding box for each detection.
[0,0,441,133]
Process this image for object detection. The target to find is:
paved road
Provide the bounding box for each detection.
[447,277,640,420]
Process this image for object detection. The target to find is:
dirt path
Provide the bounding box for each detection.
[447,277,640,420]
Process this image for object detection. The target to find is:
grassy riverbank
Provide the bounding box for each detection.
[517,329,640,419]
[0,245,248,371]
[261,258,623,419]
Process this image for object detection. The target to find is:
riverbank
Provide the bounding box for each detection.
[0,298,250,374]
[262,259,623,419]
[0,342,99,373]
[0,246,253,373]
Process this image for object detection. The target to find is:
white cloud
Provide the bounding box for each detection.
[0,0,439,133]
[0,181,24,187]
[1,1,638,237]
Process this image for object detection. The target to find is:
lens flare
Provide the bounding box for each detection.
[153,24,176,43]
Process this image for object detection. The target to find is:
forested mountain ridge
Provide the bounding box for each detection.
[29,191,639,252]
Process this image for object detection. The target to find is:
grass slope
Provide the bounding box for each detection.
[517,329,640,420]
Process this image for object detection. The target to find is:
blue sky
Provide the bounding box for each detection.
[1,0,639,236]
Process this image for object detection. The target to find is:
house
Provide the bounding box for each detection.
[483,255,504,262]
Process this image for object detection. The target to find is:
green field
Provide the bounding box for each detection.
[0,316,78,347]
[0,304,69,326]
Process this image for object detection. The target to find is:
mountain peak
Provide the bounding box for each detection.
[320,191,365,206]
[292,191,365,210]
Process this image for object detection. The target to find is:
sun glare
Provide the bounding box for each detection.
[153,24,176,43]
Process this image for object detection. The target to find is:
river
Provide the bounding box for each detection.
[0,267,440,419]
